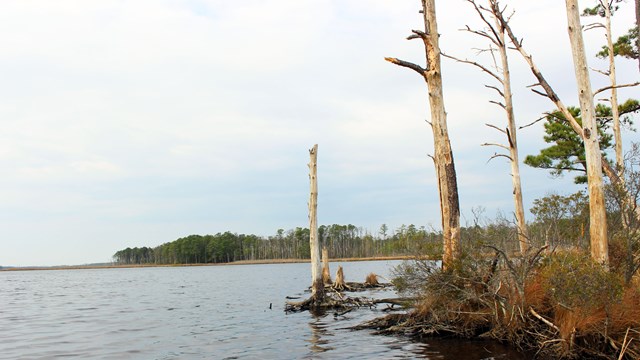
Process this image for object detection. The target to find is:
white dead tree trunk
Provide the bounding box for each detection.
[386,0,461,270]
[308,144,324,301]
[499,4,640,229]
[586,1,630,228]
[585,1,625,174]
[494,2,613,265]
[448,0,529,254]
[604,3,623,174]
[566,0,608,266]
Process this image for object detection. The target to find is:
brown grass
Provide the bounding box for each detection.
[365,273,379,286]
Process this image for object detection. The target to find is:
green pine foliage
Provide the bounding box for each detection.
[524,101,638,184]
[597,27,639,61]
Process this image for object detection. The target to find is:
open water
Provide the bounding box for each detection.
[0,260,530,359]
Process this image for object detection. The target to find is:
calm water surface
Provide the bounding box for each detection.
[0,261,530,359]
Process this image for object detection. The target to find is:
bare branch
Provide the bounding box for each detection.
[461,25,500,47]
[407,29,428,41]
[485,85,505,98]
[531,88,549,98]
[487,153,513,163]
[489,100,506,109]
[481,142,510,150]
[583,22,604,31]
[519,115,547,130]
[530,307,559,332]
[441,53,502,83]
[384,57,425,77]
[593,81,640,96]
[464,0,503,47]
[590,67,609,76]
[485,123,507,134]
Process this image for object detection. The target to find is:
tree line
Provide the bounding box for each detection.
[112,224,439,265]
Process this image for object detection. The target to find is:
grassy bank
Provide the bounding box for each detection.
[372,248,640,359]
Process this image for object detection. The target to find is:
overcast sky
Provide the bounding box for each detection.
[0,0,637,266]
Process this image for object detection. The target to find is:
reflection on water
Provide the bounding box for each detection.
[308,318,335,354]
[0,261,531,359]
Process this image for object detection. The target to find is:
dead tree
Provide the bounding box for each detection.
[586,0,636,229]
[308,144,324,303]
[637,0,640,72]
[491,2,609,265]
[385,0,461,269]
[447,0,529,254]
[321,247,331,284]
[585,0,630,173]
[496,3,640,229]
[566,0,608,266]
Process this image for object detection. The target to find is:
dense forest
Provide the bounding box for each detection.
[112,224,440,265]
[112,196,606,265]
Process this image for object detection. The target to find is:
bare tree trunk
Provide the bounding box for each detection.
[308,144,324,300]
[602,1,632,230]
[566,0,609,267]
[454,0,528,254]
[602,2,623,175]
[386,0,460,270]
[423,0,461,270]
[321,246,331,284]
[497,5,640,227]
[493,2,528,254]
[636,0,640,72]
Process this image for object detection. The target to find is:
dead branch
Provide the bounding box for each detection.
[464,0,502,47]
[441,53,502,83]
[487,153,513,162]
[384,57,425,77]
[485,84,505,98]
[531,88,549,98]
[529,307,559,332]
[481,142,510,151]
[489,100,506,109]
[485,123,507,134]
[593,81,640,96]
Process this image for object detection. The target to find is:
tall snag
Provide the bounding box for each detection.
[566,0,608,266]
[494,2,610,265]
[448,0,529,253]
[308,144,324,303]
[386,0,461,269]
[585,0,637,229]
[495,2,640,228]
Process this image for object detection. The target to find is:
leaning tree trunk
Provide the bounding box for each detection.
[308,144,324,301]
[566,0,609,267]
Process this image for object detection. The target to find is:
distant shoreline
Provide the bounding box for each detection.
[0,256,414,272]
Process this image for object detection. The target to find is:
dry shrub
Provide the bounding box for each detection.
[391,245,640,358]
[365,272,379,286]
[539,251,623,311]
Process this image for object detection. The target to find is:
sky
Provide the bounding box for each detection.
[0,0,638,266]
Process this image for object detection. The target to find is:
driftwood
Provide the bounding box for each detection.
[286,268,405,314]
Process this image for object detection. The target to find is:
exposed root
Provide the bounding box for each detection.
[333,265,348,291]
[284,292,380,313]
